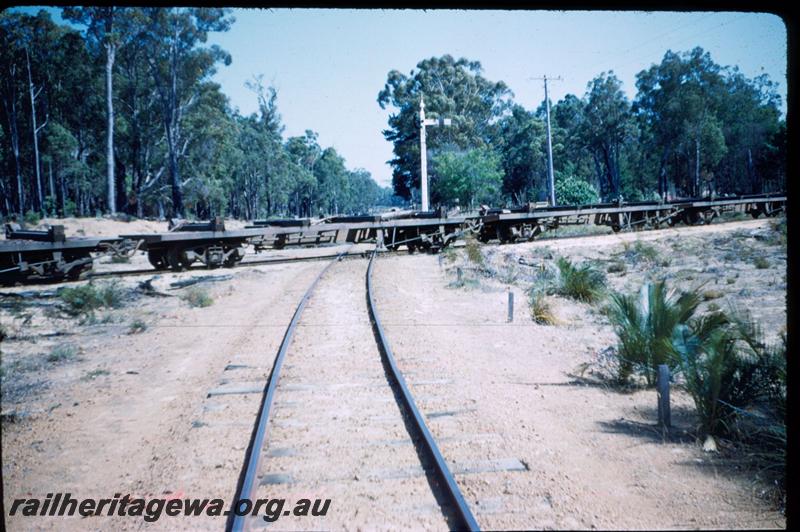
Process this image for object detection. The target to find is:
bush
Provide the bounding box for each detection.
[556,257,606,303]
[47,344,78,363]
[607,281,701,385]
[464,236,484,267]
[554,175,599,205]
[182,287,213,308]
[23,210,40,226]
[59,282,126,316]
[128,319,148,334]
[754,256,770,269]
[622,240,660,264]
[607,261,626,274]
[528,289,557,325]
[673,309,785,438]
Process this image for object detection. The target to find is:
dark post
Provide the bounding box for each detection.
[657,364,671,428]
[507,290,514,322]
[457,267,462,283]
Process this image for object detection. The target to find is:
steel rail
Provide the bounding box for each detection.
[226,250,347,532]
[366,251,481,531]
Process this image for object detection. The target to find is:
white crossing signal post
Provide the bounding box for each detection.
[419,96,452,212]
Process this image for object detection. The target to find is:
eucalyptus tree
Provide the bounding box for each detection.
[63,7,139,214]
[138,7,234,216]
[378,55,513,199]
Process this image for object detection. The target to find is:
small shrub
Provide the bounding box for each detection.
[623,240,661,264]
[464,236,484,267]
[110,254,131,264]
[556,257,606,303]
[47,344,78,363]
[23,210,40,226]
[182,287,213,308]
[607,262,626,274]
[726,277,736,285]
[754,256,770,269]
[128,319,147,334]
[528,289,557,325]
[441,247,457,264]
[702,289,724,301]
[607,281,701,385]
[60,281,126,316]
[82,369,110,381]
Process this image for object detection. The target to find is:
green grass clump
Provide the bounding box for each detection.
[754,256,770,269]
[110,254,131,264]
[556,257,606,303]
[607,280,701,385]
[607,262,626,274]
[703,289,724,301]
[528,289,557,325]
[464,236,484,266]
[182,287,213,308]
[23,210,40,226]
[623,240,661,264]
[47,344,78,363]
[81,369,110,381]
[128,319,148,334]
[60,281,126,316]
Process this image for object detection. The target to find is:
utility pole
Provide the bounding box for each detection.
[419,96,452,212]
[532,75,562,206]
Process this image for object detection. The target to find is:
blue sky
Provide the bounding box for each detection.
[17,8,788,187]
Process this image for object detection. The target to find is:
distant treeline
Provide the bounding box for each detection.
[0,9,786,220]
[0,8,401,220]
[379,54,785,207]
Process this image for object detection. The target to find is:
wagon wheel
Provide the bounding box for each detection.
[64,251,93,280]
[147,250,169,270]
[224,246,244,267]
[167,247,191,272]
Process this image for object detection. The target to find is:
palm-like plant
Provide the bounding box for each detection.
[556,257,606,303]
[607,281,701,384]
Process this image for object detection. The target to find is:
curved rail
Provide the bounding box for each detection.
[226,251,346,532]
[366,251,480,531]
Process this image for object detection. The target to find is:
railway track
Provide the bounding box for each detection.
[226,250,479,531]
[86,248,380,282]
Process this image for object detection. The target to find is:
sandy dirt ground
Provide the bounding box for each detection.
[370,217,785,529]
[1,217,786,530]
[1,256,339,530]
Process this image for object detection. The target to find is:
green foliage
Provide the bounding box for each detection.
[753,256,770,269]
[554,175,599,206]
[59,281,126,316]
[47,344,78,363]
[556,257,606,303]
[673,309,785,438]
[607,261,626,274]
[182,287,213,308]
[464,236,484,266]
[528,289,557,325]
[378,54,512,199]
[128,319,147,334]
[24,210,40,226]
[622,240,661,264]
[607,281,701,384]
[432,147,503,207]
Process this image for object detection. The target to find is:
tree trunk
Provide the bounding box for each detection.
[48,159,55,214]
[695,137,701,197]
[2,74,24,214]
[26,48,44,213]
[106,42,116,214]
